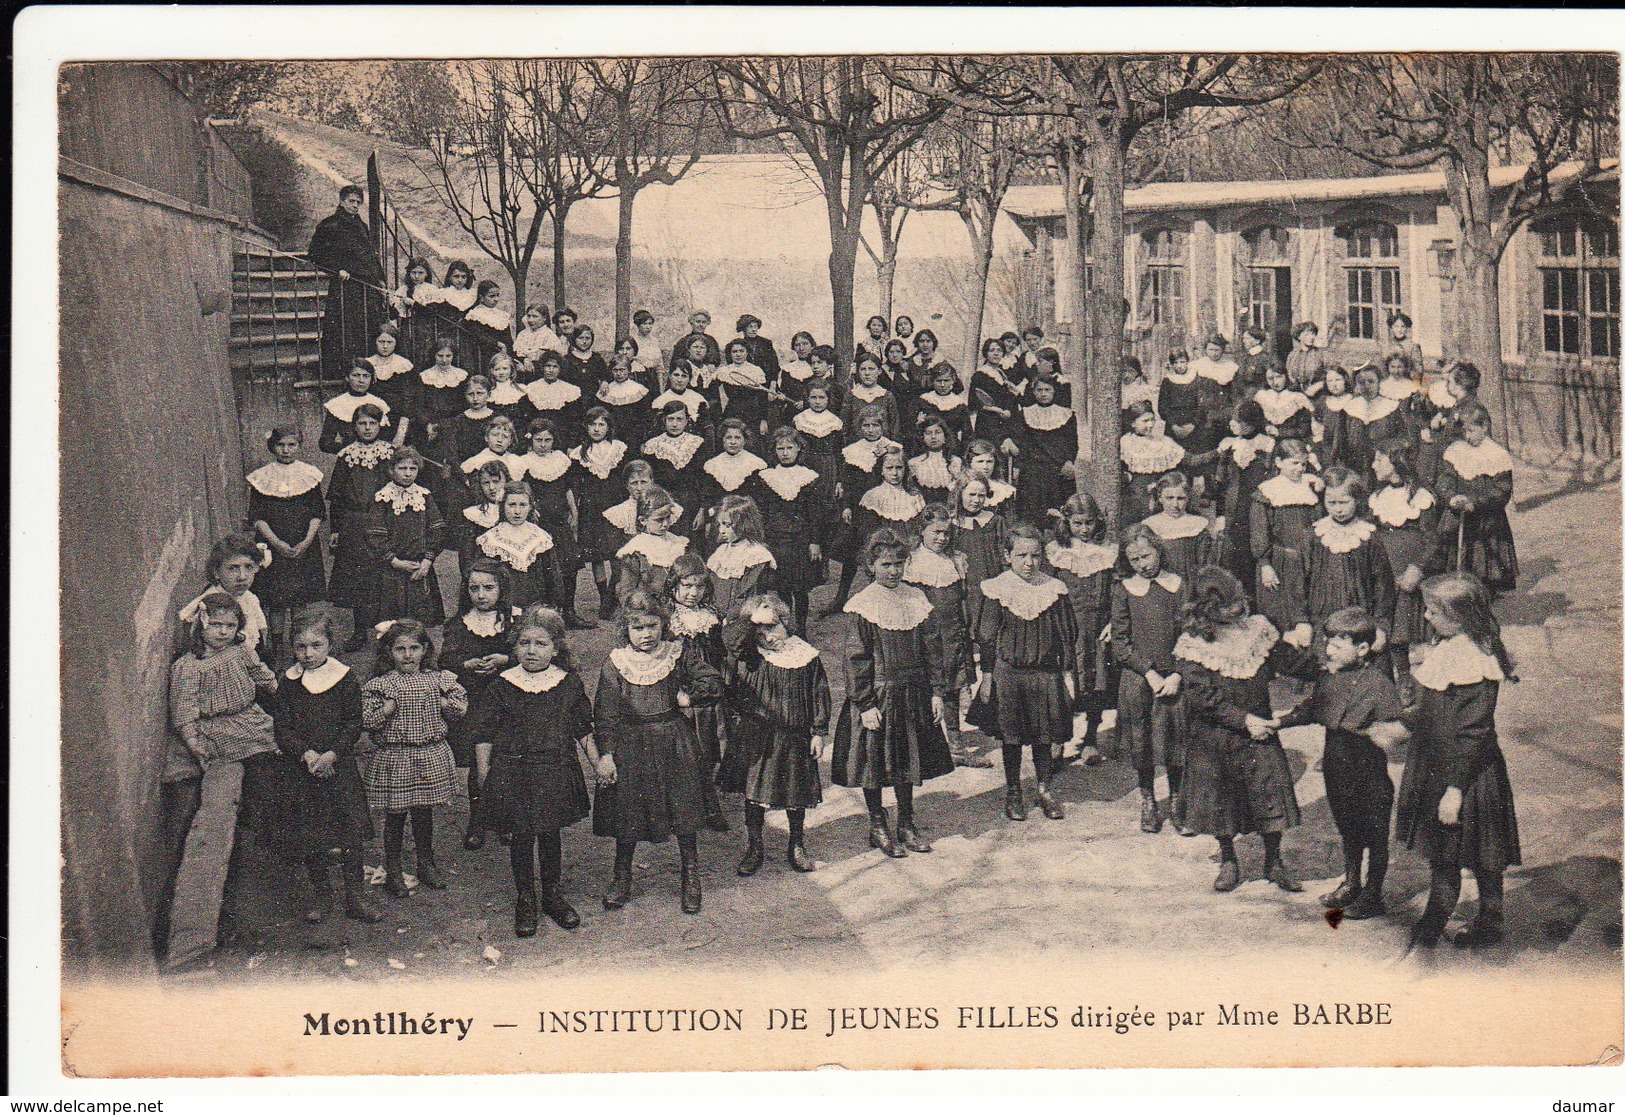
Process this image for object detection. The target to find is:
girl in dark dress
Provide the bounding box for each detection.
[882,339,917,414]
[465,605,599,938]
[1012,375,1078,527]
[1397,572,1521,950]
[854,445,926,548]
[562,325,610,392]
[791,383,844,574]
[666,551,731,832]
[462,280,515,370]
[1045,492,1118,768]
[439,378,498,481]
[1253,363,1314,444]
[568,408,630,619]
[1158,349,1203,459]
[1313,366,1352,457]
[912,364,972,455]
[441,559,517,851]
[319,358,395,455]
[364,447,447,627]
[614,486,692,607]
[523,352,586,446]
[1436,403,1519,600]
[840,351,903,444]
[905,504,990,770]
[649,363,712,446]
[389,257,440,369]
[594,590,724,914]
[831,529,955,858]
[457,463,509,610]
[486,351,533,430]
[1336,365,1409,478]
[706,494,777,622]
[418,260,479,369]
[1188,400,1273,590]
[713,337,775,441]
[1250,439,1322,638]
[273,608,380,924]
[365,326,419,447]
[755,428,824,633]
[963,438,1018,515]
[726,592,831,876]
[1112,524,1189,834]
[1140,471,1214,583]
[908,415,964,506]
[1305,467,1398,648]
[973,522,1078,823]
[418,337,472,468]
[476,481,564,612]
[1120,401,1187,522]
[1174,566,1317,894]
[826,405,903,615]
[325,405,394,649]
[969,337,1024,463]
[856,314,891,368]
[518,418,592,629]
[908,329,961,398]
[951,473,1010,642]
[596,353,654,451]
[774,331,820,425]
[247,428,327,653]
[1369,439,1442,701]
[642,401,709,526]
[699,419,768,533]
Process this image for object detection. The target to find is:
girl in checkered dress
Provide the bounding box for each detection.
[362,619,469,898]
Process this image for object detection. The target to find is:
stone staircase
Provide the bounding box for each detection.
[230,247,328,384]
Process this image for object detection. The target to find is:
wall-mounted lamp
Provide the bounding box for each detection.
[1429,238,1458,292]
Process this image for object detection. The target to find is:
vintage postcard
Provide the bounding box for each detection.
[16,4,1625,1092]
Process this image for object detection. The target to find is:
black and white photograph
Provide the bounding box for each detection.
[19,5,1625,1090]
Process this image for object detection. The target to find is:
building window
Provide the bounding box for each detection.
[1139,228,1187,329]
[1340,220,1402,341]
[1539,218,1620,359]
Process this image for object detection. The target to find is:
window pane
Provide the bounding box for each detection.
[1544,268,1563,308]
[1589,314,1617,358]
[1562,315,1581,354]
[1545,314,1564,354]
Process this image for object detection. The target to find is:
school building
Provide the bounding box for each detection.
[1001,164,1621,464]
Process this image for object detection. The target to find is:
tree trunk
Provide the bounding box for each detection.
[506,262,530,321]
[961,208,995,374]
[1086,132,1129,531]
[1060,135,1087,445]
[551,207,569,312]
[615,181,637,343]
[876,255,897,324]
[826,177,865,388]
[1444,149,1509,426]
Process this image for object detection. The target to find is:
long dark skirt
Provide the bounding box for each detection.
[1183,737,1300,838]
[1113,670,1185,774]
[480,747,592,834]
[830,682,953,790]
[600,714,710,843]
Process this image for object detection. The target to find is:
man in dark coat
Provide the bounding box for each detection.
[667,309,723,374]
[309,185,388,380]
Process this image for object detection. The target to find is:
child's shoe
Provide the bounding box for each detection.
[1342,889,1386,920]
[541,885,580,930]
[1320,879,1361,909]
[514,889,540,938]
[786,841,815,873]
[737,837,765,877]
[343,885,383,923]
[1266,862,1303,892]
[1035,784,1064,821]
[1139,796,1162,834]
[1079,744,1104,767]
[416,859,448,890]
[1452,918,1504,948]
[1214,862,1241,892]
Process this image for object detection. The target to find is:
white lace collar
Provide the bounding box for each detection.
[757,465,818,501]
[513,326,563,359]
[337,439,394,469]
[489,381,525,406]
[844,582,934,631]
[760,636,820,670]
[461,608,512,637]
[1022,404,1073,431]
[526,378,582,408]
[707,540,776,580]
[247,460,323,499]
[1122,570,1182,597]
[652,389,705,418]
[1143,511,1208,540]
[849,381,888,403]
[420,365,469,390]
[1161,367,1197,386]
[780,358,816,382]
[642,432,705,469]
[324,392,390,423]
[462,449,523,479]
[984,478,1017,508]
[519,450,571,484]
[617,531,688,568]
[908,452,961,489]
[1254,388,1312,425]
[669,604,721,638]
[367,353,413,380]
[1378,377,1418,400]
[286,657,351,694]
[1174,614,1279,679]
[1218,434,1276,471]
[703,451,767,491]
[599,379,650,405]
[1257,474,1322,507]
[1444,438,1515,480]
[1369,485,1436,527]
[843,438,901,471]
[478,521,554,570]
[794,409,843,438]
[1120,432,1186,474]
[1426,379,1456,408]
[1314,515,1376,553]
[609,640,682,686]
[916,391,966,412]
[980,570,1068,621]
[604,499,639,535]
[442,286,479,311]
[501,664,568,693]
[569,440,627,479]
[375,482,430,514]
[1413,634,1506,691]
[860,483,926,521]
[465,304,512,331]
[1046,540,1119,580]
[903,548,963,588]
[714,361,767,387]
[1192,357,1238,386]
[1342,395,1400,425]
[463,502,501,528]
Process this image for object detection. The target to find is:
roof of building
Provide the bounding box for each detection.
[1002,161,1617,221]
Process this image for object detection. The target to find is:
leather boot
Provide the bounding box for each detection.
[679,839,702,914]
[895,797,932,853]
[1004,785,1026,821]
[1139,794,1162,834]
[416,857,447,890]
[868,810,906,858]
[786,810,815,872]
[541,885,581,930]
[602,842,635,909]
[1035,783,1065,821]
[737,836,765,877]
[514,886,540,938]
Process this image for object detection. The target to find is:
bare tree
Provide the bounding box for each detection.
[860,144,935,326]
[1283,53,1618,412]
[711,57,949,371]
